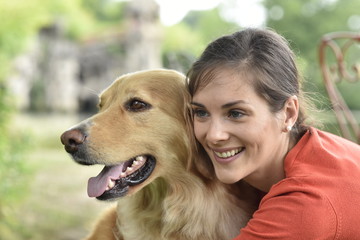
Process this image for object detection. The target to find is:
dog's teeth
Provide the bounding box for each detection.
[108,179,115,189]
[106,180,115,191]
[133,160,139,166]
[136,156,145,162]
[118,156,148,178]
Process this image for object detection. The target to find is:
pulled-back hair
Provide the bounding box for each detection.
[187,28,309,139]
[186,28,310,178]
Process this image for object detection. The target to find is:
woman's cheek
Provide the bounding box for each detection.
[194,121,205,142]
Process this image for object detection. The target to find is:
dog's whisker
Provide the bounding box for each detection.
[83,87,100,96]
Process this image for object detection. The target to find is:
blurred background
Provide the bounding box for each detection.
[0,0,359,239]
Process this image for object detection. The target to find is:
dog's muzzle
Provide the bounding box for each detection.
[60,127,96,165]
[61,128,86,154]
[60,127,156,201]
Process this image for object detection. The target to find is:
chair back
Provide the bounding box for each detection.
[318,32,360,143]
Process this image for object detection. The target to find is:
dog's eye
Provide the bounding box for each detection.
[126,99,151,112]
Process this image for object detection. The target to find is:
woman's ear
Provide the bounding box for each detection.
[283,95,299,132]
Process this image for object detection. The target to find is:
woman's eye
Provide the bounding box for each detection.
[126,99,151,112]
[193,109,209,118]
[228,110,244,119]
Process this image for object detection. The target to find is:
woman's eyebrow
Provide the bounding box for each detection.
[190,102,204,107]
[191,100,249,109]
[222,100,248,109]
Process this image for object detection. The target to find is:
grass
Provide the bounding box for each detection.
[2,113,115,240]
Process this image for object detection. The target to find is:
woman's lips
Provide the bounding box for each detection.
[212,147,245,163]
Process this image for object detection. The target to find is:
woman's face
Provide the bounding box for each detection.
[191,69,289,188]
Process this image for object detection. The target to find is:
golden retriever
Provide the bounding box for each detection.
[60,69,259,240]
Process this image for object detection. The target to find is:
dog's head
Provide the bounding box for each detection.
[61,69,193,201]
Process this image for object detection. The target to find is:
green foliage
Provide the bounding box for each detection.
[0,0,51,59]
[163,23,204,56]
[265,0,360,60]
[183,8,240,44]
[0,83,32,239]
[162,23,201,71]
[338,82,360,109]
[0,0,125,63]
[162,7,239,71]
[45,0,98,40]
[264,0,360,109]
[0,1,129,236]
[82,0,126,23]
[0,85,14,204]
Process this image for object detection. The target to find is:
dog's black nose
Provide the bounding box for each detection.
[60,129,86,154]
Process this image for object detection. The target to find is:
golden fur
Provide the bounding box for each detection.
[62,69,259,240]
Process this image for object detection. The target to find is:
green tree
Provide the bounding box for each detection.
[264,0,360,108]
[163,7,239,71]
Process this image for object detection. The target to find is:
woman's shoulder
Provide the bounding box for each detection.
[286,127,360,175]
[311,127,360,147]
[238,179,338,239]
[246,173,360,240]
[305,127,360,154]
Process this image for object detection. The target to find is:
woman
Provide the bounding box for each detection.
[186,28,360,239]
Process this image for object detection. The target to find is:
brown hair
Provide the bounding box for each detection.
[186,28,309,179]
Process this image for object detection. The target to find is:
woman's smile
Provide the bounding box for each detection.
[192,68,290,189]
[211,147,245,163]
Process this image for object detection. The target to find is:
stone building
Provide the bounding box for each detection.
[7,0,162,113]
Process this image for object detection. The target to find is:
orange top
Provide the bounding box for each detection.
[235,127,360,240]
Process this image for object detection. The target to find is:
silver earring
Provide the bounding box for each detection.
[286,125,292,132]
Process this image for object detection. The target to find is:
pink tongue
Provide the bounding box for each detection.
[87,164,124,198]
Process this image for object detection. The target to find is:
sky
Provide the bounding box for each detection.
[154,0,266,27]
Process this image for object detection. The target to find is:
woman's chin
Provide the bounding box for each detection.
[214,169,242,184]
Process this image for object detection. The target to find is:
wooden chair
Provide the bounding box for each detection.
[318,32,360,143]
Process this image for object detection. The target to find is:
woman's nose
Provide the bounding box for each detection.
[206,119,229,144]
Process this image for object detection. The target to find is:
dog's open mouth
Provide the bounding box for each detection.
[87,155,156,201]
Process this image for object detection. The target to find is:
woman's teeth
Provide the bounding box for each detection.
[214,148,242,158]
[105,155,147,191]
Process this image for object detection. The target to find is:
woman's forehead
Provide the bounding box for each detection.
[199,67,254,90]
[193,74,255,101]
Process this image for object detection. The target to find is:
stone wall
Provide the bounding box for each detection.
[7,0,162,113]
